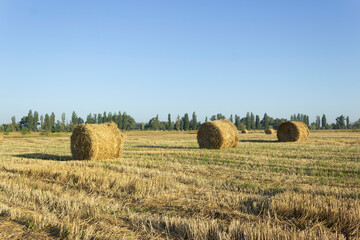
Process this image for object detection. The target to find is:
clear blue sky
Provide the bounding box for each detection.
[1,0,359,124]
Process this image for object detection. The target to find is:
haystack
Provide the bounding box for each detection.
[265,129,275,134]
[241,130,248,134]
[71,122,124,160]
[197,120,239,149]
[277,121,310,142]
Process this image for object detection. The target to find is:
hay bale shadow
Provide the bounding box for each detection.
[239,140,278,143]
[15,153,73,161]
[135,145,198,150]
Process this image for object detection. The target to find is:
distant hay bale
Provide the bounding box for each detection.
[197,120,239,149]
[277,121,310,142]
[71,122,124,160]
[241,130,248,134]
[265,129,275,134]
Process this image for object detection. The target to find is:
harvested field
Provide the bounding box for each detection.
[0,130,360,239]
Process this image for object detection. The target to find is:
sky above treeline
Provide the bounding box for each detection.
[0,1,359,124]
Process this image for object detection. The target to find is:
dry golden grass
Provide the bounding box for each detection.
[0,130,359,239]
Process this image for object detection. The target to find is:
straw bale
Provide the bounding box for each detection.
[277,121,310,142]
[71,122,124,160]
[197,120,239,149]
[265,129,275,134]
[241,130,248,134]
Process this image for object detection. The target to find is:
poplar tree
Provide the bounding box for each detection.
[316,116,321,129]
[245,112,251,130]
[40,115,44,129]
[182,113,189,130]
[321,114,327,129]
[86,113,93,123]
[61,113,66,131]
[229,114,233,123]
[250,112,255,130]
[346,116,350,129]
[27,110,34,131]
[34,111,39,131]
[50,112,55,132]
[122,112,127,130]
[117,111,122,129]
[234,115,241,130]
[44,114,51,132]
[153,114,160,130]
[176,115,180,131]
[71,111,78,131]
[97,113,102,124]
[103,112,107,123]
[255,115,260,129]
[191,112,198,130]
[263,113,269,129]
[167,114,172,130]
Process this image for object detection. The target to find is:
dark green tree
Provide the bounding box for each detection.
[103,112,107,123]
[234,115,241,130]
[210,115,216,121]
[167,113,173,130]
[71,111,78,131]
[336,115,345,129]
[183,113,190,130]
[154,114,160,130]
[122,112,127,130]
[255,115,260,129]
[191,112,198,130]
[346,116,350,129]
[321,114,327,129]
[93,114,97,125]
[245,112,250,130]
[40,115,44,129]
[86,113,93,124]
[11,116,17,131]
[263,113,270,129]
[250,112,255,130]
[33,111,39,132]
[50,112,55,132]
[61,113,66,131]
[97,113,102,124]
[315,116,321,129]
[27,110,34,132]
[176,115,181,131]
[216,113,226,120]
[229,114,233,123]
[44,114,51,132]
[117,111,122,129]
[205,117,208,122]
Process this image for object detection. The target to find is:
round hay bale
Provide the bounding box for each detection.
[71,122,124,160]
[265,129,275,134]
[277,121,310,142]
[241,130,248,134]
[197,120,239,149]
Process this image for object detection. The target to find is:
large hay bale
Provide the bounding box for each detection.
[265,129,275,134]
[277,121,310,142]
[71,122,124,160]
[197,120,239,149]
[241,130,248,134]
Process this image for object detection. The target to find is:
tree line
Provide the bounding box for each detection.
[0,110,359,133]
